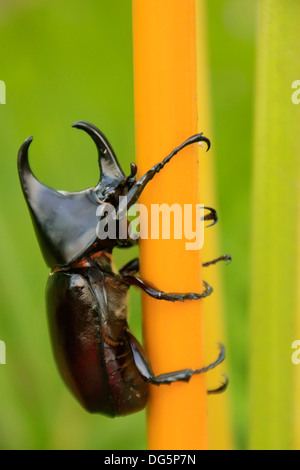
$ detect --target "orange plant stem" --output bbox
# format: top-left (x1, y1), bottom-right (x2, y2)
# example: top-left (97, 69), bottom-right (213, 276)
top-left (132, 0), bottom-right (209, 450)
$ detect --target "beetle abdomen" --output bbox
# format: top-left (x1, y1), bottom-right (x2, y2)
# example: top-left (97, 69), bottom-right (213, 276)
top-left (46, 268), bottom-right (148, 416)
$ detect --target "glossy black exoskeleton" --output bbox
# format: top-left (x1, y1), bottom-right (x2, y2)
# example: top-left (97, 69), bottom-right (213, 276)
top-left (18, 121), bottom-right (230, 416)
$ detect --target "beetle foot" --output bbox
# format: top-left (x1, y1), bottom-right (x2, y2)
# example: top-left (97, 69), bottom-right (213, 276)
top-left (203, 206), bottom-right (218, 228)
top-left (202, 255), bottom-right (232, 268)
top-left (207, 375), bottom-right (229, 394)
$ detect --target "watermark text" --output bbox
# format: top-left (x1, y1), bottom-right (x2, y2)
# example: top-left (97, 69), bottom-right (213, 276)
top-left (0, 340), bottom-right (6, 364)
top-left (96, 199), bottom-right (205, 251)
top-left (292, 80), bottom-right (300, 104)
top-left (0, 80), bottom-right (5, 104)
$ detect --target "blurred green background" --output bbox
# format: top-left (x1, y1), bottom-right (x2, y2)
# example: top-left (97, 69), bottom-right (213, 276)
top-left (0, 0), bottom-right (257, 449)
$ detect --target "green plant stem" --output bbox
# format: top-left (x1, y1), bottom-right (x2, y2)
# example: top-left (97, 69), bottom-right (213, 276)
top-left (249, 0), bottom-right (300, 450)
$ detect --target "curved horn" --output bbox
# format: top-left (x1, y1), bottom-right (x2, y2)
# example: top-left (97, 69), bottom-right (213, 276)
top-left (72, 121), bottom-right (125, 186)
top-left (17, 134), bottom-right (101, 268)
top-left (17, 136), bottom-right (36, 191)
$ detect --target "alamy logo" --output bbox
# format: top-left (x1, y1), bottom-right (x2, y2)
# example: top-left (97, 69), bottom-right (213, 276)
top-left (0, 340), bottom-right (6, 364)
top-left (0, 81), bottom-right (6, 104)
top-left (96, 198), bottom-right (205, 251)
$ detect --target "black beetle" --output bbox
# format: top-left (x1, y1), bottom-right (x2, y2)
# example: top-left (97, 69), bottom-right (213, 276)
top-left (18, 121), bottom-right (229, 416)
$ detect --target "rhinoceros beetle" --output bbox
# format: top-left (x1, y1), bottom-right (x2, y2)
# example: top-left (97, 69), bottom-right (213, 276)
top-left (18, 121), bottom-right (230, 416)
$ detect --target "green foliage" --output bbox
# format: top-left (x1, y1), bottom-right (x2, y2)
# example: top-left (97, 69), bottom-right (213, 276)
top-left (249, 0), bottom-right (300, 450)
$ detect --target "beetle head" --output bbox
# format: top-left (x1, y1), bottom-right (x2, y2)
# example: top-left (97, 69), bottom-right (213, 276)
top-left (18, 121), bottom-right (136, 268)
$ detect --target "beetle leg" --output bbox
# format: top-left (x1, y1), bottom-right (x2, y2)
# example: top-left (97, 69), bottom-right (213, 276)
top-left (207, 375), bottom-right (229, 395)
top-left (202, 255), bottom-right (232, 268)
top-left (128, 335), bottom-right (225, 385)
top-left (121, 275), bottom-right (212, 300)
top-left (115, 134), bottom-right (211, 219)
top-left (147, 344), bottom-right (225, 385)
top-left (203, 206), bottom-right (218, 228)
top-left (119, 258), bottom-right (140, 276)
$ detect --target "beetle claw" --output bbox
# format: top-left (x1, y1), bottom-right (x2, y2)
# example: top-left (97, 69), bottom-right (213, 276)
top-left (203, 206), bottom-right (218, 228)
top-left (198, 135), bottom-right (211, 152)
top-left (207, 375), bottom-right (229, 395)
top-left (202, 254), bottom-right (232, 268)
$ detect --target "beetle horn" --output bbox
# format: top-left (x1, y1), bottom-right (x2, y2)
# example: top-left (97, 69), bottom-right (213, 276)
top-left (18, 135), bottom-right (101, 268)
top-left (17, 135), bottom-right (36, 187)
top-left (72, 121), bottom-right (125, 188)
